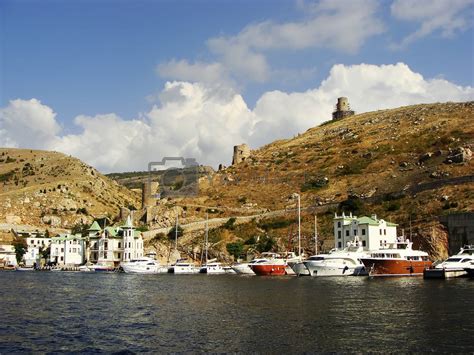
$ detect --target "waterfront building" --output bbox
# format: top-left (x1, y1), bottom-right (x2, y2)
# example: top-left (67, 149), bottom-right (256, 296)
top-left (50, 234), bottom-right (85, 266)
top-left (0, 244), bottom-right (17, 267)
top-left (87, 215), bottom-right (144, 267)
top-left (333, 213), bottom-right (398, 250)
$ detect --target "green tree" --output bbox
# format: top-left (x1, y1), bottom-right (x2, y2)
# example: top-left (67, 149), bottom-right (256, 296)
top-left (226, 242), bottom-right (244, 259)
top-left (13, 243), bottom-right (27, 264)
top-left (168, 225), bottom-right (184, 240)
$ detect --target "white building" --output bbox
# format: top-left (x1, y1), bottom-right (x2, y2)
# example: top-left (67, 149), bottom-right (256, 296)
top-left (50, 234), bottom-right (85, 266)
top-left (87, 215), bottom-right (144, 267)
top-left (334, 213), bottom-right (398, 250)
top-left (0, 244), bottom-right (17, 267)
top-left (23, 235), bottom-right (52, 267)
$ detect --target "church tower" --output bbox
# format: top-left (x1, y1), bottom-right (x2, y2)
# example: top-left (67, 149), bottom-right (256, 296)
top-left (122, 214), bottom-right (135, 261)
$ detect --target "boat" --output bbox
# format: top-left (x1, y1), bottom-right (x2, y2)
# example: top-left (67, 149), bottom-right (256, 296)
top-left (89, 262), bottom-right (115, 272)
top-left (16, 266), bottom-right (35, 271)
top-left (78, 265), bottom-right (93, 272)
top-left (199, 215), bottom-right (226, 274)
top-left (199, 261), bottom-right (226, 274)
top-left (121, 257), bottom-right (167, 274)
top-left (304, 239), bottom-right (367, 277)
top-left (360, 239), bottom-right (432, 276)
top-left (231, 256), bottom-right (273, 275)
top-left (290, 214), bottom-right (320, 276)
top-left (169, 260), bottom-right (199, 274)
top-left (250, 252), bottom-right (299, 276)
top-left (424, 245), bottom-right (474, 278)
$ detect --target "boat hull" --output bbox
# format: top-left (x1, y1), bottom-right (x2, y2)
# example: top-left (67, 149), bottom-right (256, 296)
top-left (304, 262), bottom-right (365, 277)
top-left (231, 263), bottom-right (255, 275)
top-left (251, 264), bottom-right (287, 276)
top-left (288, 262), bottom-right (309, 276)
top-left (464, 268), bottom-right (474, 278)
top-left (361, 258), bottom-right (431, 276)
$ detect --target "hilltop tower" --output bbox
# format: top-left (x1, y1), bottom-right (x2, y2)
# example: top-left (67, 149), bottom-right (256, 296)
top-left (232, 144), bottom-right (250, 165)
top-left (332, 97), bottom-right (355, 120)
top-left (142, 181), bottom-right (159, 208)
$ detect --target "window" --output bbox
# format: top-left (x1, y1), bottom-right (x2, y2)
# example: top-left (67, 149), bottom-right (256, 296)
top-left (118, 253), bottom-right (121, 259)
top-left (380, 240), bottom-right (383, 246)
top-left (353, 229), bottom-right (357, 236)
top-left (345, 230), bottom-right (349, 237)
top-left (73, 248), bottom-right (76, 253)
top-left (338, 242), bottom-right (342, 248)
top-left (31, 240), bottom-right (34, 244)
top-left (362, 240), bottom-right (366, 247)
top-left (60, 256), bottom-right (63, 261)
top-left (362, 229), bottom-right (366, 236)
top-left (61, 248), bottom-right (64, 252)
top-left (384, 229), bottom-right (386, 235)
top-left (338, 231), bottom-right (341, 239)
top-left (337, 222), bottom-right (341, 228)
top-left (380, 229), bottom-right (382, 235)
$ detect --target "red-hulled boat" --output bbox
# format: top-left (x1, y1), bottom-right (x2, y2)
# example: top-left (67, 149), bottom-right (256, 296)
top-left (249, 252), bottom-right (300, 276)
top-left (360, 239), bottom-right (432, 276)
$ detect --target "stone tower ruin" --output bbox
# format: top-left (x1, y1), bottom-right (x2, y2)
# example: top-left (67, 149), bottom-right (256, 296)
top-left (142, 181), bottom-right (159, 208)
top-left (332, 97), bottom-right (355, 120)
top-left (232, 144), bottom-right (250, 165)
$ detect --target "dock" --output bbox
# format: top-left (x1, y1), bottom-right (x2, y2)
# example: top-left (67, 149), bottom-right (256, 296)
top-left (423, 268), bottom-right (467, 279)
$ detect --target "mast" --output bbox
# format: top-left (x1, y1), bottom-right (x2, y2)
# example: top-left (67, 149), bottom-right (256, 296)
top-left (205, 213), bottom-right (208, 266)
top-left (314, 214), bottom-right (318, 255)
top-left (297, 194), bottom-right (301, 259)
top-left (175, 214), bottom-right (178, 251)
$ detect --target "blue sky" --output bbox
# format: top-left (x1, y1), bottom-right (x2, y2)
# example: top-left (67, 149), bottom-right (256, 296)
top-left (0, 0), bottom-right (473, 172)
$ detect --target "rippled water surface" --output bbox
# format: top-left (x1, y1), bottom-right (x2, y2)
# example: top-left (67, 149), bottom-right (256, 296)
top-left (0, 272), bottom-right (473, 353)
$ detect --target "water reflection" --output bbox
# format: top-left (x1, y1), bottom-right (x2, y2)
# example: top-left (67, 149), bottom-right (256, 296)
top-left (0, 272), bottom-right (472, 353)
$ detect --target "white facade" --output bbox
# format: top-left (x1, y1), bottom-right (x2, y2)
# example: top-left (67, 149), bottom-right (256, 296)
top-left (87, 216), bottom-right (144, 267)
top-left (0, 245), bottom-right (17, 267)
top-left (334, 213), bottom-right (398, 251)
top-left (50, 234), bottom-right (85, 266)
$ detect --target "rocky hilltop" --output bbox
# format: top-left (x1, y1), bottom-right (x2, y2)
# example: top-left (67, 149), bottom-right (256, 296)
top-left (0, 149), bottom-right (140, 232)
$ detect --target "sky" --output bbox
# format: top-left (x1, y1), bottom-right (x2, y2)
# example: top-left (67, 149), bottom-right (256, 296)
top-left (0, 0), bottom-right (473, 172)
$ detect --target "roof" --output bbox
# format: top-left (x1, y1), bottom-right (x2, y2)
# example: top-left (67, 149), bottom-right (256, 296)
top-left (88, 221), bottom-right (101, 231)
top-left (356, 216), bottom-right (379, 226)
top-left (105, 227), bottom-right (119, 238)
top-left (52, 233), bottom-right (84, 241)
top-left (121, 215), bottom-right (134, 229)
top-left (386, 222), bottom-right (398, 227)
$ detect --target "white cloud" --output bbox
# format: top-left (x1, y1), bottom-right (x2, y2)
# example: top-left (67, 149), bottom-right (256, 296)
top-left (160, 0), bottom-right (384, 85)
top-left (1, 63), bottom-right (472, 172)
top-left (391, 0), bottom-right (474, 48)
top-left (0, 98), bottom-right (60, 149)
top-left (156, 59), bottom-right (230, 85)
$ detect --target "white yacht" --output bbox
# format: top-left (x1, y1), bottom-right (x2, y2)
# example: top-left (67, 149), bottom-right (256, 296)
top-left (169, 261), bottom-right (199, 274)
top-left (199, 261), bottom-right (226, 274)
top-left (121, 258), bottom-right (167, 274)
top-left (434, 245), bottom-right (474, 270)
top-left (304, 240), bottom-right (367, 277)
top-left (424, 245), bottom-right (474, 278)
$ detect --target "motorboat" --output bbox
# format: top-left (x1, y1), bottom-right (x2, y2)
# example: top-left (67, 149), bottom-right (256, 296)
top-left (89, 262), bottom-right (115, 272)
top-left (121, 257), bottom-right (167, 274)
top-left (169, 260), bottom-right (199, 274)
top-left (199, 261), bottom-right (226, 274)
top-left (424, 245), bottom-right (474, 278)
top-left (250, 252), bottom-right (299, 276)
top-left (231, 253), bottom-right (277, 275)
top-left (464, 261), bottom-right (474, 278)
top-left (360, 239), bottom-right (432, 276)
top-left (303, 240), bottom-right (367, 277)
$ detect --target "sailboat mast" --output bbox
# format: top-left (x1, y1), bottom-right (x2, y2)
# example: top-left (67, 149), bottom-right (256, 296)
top-left (314, 214), bottom-right (318, 255)
top-left (297, 194), bottom-right (301, 259)
top-left (205, 213), bottom-right (208, 266)
top-left (175, 214), bottom-right (178, 251)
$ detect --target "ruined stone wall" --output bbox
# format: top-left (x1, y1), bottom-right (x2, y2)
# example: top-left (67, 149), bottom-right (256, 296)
top-left (232, 144), bottom-right (251, 165)
top-left (142, 181), bottom-right (159, 208)
top-left (439, 212), bottom-right (474, 254)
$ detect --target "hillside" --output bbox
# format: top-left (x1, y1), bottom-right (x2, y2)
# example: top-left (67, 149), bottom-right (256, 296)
top-left (140, 101), bottom-right (473, 261)
top-left (0, 149), bottom-right (141, 234)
